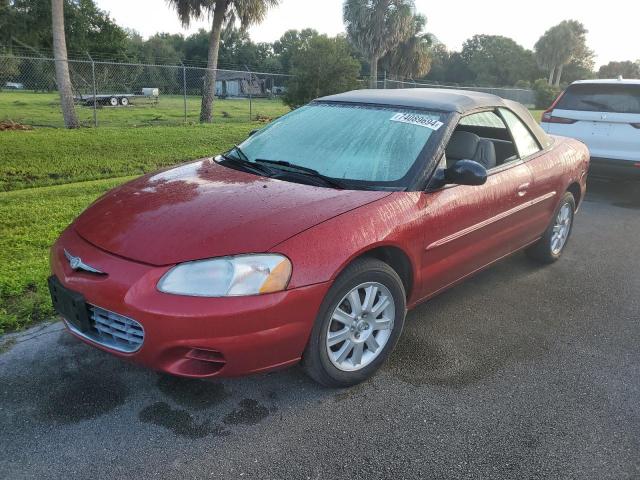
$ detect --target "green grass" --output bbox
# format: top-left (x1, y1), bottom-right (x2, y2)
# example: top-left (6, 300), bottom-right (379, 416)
top-left (530, 110), bottom-right (543, 122)
top-left (0, 122), bottom-right (272, 191)
top-left (0, 90), bottom-right (288, 127)
top-left (0, 177), bottom-right (134, 332)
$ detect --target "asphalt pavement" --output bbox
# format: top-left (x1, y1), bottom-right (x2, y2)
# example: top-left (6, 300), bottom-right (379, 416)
top-left (1, 177), bottom-right (639, 479)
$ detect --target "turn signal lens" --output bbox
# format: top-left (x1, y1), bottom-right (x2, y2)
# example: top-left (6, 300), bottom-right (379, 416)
top-left (259, 259), bottom-right (292, 294)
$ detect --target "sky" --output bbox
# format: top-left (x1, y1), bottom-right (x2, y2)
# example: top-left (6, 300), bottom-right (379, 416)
top-left (95, 0), bottom-right (640, 68)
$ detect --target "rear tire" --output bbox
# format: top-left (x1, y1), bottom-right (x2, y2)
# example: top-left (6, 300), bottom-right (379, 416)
top-left (120, 97), bottom-right (129, 106)
top-left (526, 192), bottom-right (576, 263)
top-left (109, 96), bottom-right (118, 107)
top-left (302, 258), bottom-right (406, 388)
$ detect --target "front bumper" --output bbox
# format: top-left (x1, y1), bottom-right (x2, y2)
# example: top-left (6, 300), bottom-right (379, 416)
top-left (51, 227), bottom-right (331, 377)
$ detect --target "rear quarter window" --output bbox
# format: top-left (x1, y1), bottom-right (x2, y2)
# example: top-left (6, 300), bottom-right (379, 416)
top-left (556, 84), bottom-right (640, 114)
top-left (459, 111), bottom-right (505, 128)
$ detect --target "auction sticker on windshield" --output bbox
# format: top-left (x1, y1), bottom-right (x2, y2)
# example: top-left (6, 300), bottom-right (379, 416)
top-left (390, 112), bottom-right (444, 130)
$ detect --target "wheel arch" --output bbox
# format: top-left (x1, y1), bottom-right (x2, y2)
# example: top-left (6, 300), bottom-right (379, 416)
top-left (567, 181), bottom-right (582, 207)
top-left (338, 245), bottom-right (415, 300)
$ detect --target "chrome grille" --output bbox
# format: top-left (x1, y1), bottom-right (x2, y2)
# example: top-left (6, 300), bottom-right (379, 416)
top-left (85, 305), bottom-right (144, 353)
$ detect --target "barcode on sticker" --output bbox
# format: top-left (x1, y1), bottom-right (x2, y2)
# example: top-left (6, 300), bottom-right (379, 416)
top-left (390, 113), bottom-right (443, 130)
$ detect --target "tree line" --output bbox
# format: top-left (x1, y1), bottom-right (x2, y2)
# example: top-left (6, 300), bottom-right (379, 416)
top-left (1, 0), bottom-right (638, 127)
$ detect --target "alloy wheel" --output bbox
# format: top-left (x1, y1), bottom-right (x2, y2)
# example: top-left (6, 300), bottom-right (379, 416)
top-left (551, 203), bottom-right (572, 255)
top-left (326, 282), bottom-right (395, 372)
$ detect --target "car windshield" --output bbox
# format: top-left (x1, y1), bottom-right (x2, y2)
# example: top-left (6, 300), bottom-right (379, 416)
top-left (236, 103), bottom-right (445, 186)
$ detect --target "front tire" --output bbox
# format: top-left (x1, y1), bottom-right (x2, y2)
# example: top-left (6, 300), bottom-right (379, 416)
top-left (302, 258), bottom-right (406, 387)
top-left (526, 192), bottom-right (576, 263)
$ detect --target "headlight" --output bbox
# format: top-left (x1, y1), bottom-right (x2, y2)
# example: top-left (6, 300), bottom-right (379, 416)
top-left (157, 254), bottom-right (292, 297)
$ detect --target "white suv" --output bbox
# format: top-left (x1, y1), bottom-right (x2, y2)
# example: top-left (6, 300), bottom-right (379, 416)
top-left (541, 78), bottom-right (640, 178)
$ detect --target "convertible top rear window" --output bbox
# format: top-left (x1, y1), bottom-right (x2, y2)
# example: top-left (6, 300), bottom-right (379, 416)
top-left (556, 84), bottom-right (640, 114)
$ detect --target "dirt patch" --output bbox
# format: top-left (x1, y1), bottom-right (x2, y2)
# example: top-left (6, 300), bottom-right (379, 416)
top-left (0, 120), bottom-right (33, 131)
top-left (255, 114), bottom-right (274, 123)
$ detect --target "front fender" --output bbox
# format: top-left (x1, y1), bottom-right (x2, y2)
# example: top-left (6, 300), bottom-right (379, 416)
top-left (270, 192), bottom-right (425, 302)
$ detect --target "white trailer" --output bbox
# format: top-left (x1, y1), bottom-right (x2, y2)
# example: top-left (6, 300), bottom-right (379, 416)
top-left (75, 88), bottom-right (159, 107)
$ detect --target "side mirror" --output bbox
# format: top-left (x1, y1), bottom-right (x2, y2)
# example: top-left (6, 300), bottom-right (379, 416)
top-left (427, 160), bottom-right (487, 190)
top-left (445, 159), bottom-right (487, 186)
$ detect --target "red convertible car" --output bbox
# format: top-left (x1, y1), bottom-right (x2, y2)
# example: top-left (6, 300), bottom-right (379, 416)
top-left (49, 89), bottom-right (589, 387)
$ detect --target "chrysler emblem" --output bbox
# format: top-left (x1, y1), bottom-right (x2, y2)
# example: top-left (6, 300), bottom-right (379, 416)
top-left (64, 249), bottom-right (105, 274)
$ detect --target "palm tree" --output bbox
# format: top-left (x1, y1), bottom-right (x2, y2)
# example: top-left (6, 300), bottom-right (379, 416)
top-left (534, 33), bottom-right (557, 86)
top-left (535, 20), bottom-right (588, 87)
top-left (554, 20), bottom-right (589, 86)
top-left (167, 0), bottom-right (279, 123)
top-left (380, 14), bottom-right (433, 81)
top-left (343, 0), bottom-right (415, 88)
top-left (535, 25), bottom-right (572, 86)
top-left (51, 0), bottom-right (78, 128)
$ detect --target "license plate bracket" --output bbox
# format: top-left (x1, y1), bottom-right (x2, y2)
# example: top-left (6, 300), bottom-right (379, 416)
top-left (48, 276), bottom-right (91, 332)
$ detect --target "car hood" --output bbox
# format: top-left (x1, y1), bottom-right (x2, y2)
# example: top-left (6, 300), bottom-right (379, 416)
top-left (74, 158), bottom-right (390, 266)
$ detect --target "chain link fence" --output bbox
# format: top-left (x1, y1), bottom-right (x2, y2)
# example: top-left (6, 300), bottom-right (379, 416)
top-left (0, 54), bottom-right (290, 127)
top-left (1, 53), bottom-right (537, 128)
top-left (378, 78), bottom-right (536, 106)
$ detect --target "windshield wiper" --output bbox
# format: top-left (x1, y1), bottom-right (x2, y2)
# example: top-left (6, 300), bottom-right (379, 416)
top-left (255, 159), bottom-right (347, 189)
top-left (218, 152), bottom-right (273, 176)
top-left (231, 144), bottom-right (250, 162)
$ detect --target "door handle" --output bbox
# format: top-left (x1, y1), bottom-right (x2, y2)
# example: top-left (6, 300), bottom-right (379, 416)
top-left (517, 182), bottom-right (530, 197)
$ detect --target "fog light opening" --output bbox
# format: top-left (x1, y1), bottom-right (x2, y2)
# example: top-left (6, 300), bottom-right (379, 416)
top-left (166, 347), bottom-right (227, 377)
top-left (186, 347), bottom-right (226, 365)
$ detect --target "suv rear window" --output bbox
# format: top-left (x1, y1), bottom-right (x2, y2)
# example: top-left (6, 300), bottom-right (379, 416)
top-left (556, 84), bottom-right (640, 114)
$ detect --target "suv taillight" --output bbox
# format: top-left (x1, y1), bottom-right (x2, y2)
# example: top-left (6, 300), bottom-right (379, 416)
top-left (540, 90), bottom-right (573, 124)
